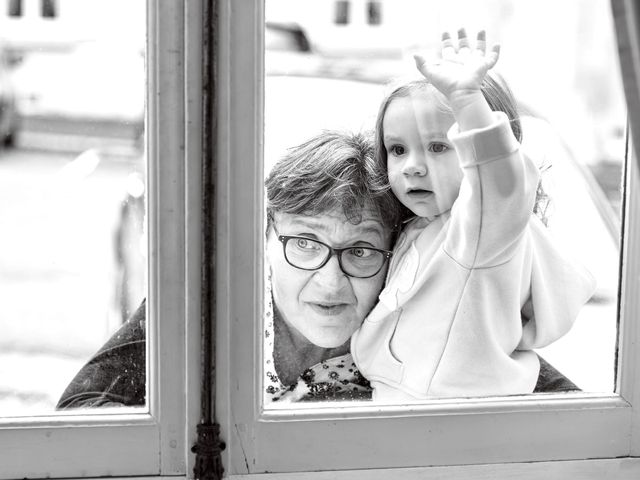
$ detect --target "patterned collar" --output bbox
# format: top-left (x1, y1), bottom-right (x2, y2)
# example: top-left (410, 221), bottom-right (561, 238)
top-left (262, 277), bottom-right (371, 403)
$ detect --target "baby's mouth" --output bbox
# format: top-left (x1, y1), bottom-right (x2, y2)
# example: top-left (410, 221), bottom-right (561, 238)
top-left (406, 188), bottom-right (433, 199)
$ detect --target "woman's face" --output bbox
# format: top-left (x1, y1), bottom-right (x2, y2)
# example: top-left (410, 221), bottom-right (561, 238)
top-left (266, 208), bottom-right (391, 349)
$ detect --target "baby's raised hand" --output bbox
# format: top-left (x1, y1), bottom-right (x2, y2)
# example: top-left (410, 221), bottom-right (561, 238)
top-left (414, 29), bottom-right (499, 109)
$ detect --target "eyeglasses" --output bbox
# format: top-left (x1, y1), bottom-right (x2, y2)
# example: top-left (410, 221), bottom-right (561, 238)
top-left (274, 229), bottom-right (392, 279)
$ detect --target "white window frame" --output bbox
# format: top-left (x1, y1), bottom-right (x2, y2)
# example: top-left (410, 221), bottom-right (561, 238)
top-left (217, 0), bottom-right (640, 478)
top-left (0, 1), bottom-right (203, 477)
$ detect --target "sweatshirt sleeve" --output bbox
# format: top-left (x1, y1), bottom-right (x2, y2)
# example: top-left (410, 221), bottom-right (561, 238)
top-left (444, 111), bottom-right (541, 268)
top-left (518, 219), bottom-right (597, 349)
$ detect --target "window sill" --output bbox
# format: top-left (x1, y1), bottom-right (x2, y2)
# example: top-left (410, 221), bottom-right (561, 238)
top-left (227, 457), bottom-right (640, 480)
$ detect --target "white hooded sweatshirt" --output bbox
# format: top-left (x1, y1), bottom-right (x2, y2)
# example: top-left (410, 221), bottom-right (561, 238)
top-left (351, 112), bottom-right (596, 401)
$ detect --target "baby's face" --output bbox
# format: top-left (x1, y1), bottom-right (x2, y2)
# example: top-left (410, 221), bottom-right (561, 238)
top-left (383, 90), bottom-right (463, 219)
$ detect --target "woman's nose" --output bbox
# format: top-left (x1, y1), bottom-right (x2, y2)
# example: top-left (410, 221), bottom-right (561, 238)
top-left (312, 254), bottom-right (349, 289)
top-left (401, 154), bottom-right (427, 176)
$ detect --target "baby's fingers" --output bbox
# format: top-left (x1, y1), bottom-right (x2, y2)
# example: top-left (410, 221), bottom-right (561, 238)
top-left (413, 54), bottom-right (430, 79)
top-left (473, 30), bottom-right (487, 56)
top-left (441, 32), bottom-right (456, 61)
top-left (485, 44), bottom-right (501, 69)
top-left (457, 28), bottom-right (471, 58)
top-left (470, 30), bottom-right (500, 70)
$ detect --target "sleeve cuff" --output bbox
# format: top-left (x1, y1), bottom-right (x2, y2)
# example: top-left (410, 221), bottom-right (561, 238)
top-left (448, 111), bottom-right (520, 168)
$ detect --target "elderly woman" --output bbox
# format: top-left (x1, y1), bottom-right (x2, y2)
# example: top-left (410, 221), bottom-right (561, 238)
top-left (262, 131), bottom-right (403, 401)
top-left (57, 130), bottom-right (578, 408)
top-left (57, 130), bottom-right (404, 408)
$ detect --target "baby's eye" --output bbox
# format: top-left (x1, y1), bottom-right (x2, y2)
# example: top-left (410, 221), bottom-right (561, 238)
top-left (428, 142), bottom-right (449, 154)
top-left (388, 144), bottom-right (406, 156)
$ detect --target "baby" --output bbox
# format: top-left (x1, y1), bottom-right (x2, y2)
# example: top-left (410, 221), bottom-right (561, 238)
top-left (351, 29), bottom-right (596, 401)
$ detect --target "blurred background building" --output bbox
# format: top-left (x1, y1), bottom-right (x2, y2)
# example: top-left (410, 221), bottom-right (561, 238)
top-left (0, 0), bottom-right (145, 152)
top-left (266, 0), bottom-right (625, 171)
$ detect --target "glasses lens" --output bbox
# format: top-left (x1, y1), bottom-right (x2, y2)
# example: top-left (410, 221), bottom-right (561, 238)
top-left (284, 237), bottom-right (330, 269)
top-left (341, 247), bottom-right (385, 277)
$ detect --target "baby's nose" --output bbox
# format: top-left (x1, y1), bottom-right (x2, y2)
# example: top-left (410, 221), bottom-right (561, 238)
top-left (402, 156), bottom-right (427, 176)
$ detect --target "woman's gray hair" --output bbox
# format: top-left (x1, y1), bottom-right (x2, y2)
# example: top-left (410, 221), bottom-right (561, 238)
top-left (265, 130), bottom-right (404, 232)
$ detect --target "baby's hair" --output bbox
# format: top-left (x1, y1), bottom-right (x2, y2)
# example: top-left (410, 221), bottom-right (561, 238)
top-left (374, 73), bottom-right (550, 225)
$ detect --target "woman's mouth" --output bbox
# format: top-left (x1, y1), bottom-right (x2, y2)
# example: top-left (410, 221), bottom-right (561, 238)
top-left (308, 302), bottom-right (349, 316)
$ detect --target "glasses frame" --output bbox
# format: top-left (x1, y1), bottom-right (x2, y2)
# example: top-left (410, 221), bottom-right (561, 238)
top-left (276, 234), bottom-right (392, 279)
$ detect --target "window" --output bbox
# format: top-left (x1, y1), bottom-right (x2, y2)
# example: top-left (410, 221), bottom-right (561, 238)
top-left (0, 1), bottom-right (201, 477)
top-left (8, 0), bottom-right (22, 17)
top-left (367, 0), bottom-right (381, 25)
top-left (219, 0), bottom-right (640, 477)
top-left (41, 0), bottom-right (56, 18)
top-left (335, 0), bottom-right (350, 25)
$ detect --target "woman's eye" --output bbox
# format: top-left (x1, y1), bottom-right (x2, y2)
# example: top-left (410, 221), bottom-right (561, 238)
top-left (389, 145), bottom-right (406, 156)
top-left (428, 142), bottom-right (449, 154)
top-left (350, 247), bottom-right (372, 258)
top-left (295, 238), bottom-right (318, 250)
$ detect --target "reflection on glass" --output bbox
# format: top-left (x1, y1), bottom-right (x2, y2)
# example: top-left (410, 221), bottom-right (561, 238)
top-left (264, 0), bottom-right (624, 405)
top-left (0, 1), bottom-right (146, 416)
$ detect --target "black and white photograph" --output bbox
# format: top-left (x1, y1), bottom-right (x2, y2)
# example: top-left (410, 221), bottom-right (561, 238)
top-left (0, 1), bottom-right (639, 479)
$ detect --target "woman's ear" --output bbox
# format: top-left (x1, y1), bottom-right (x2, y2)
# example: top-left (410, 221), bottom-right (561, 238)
top-left (265, 212), bottom-right (273, 237)
top-left (264, 227), bottom-right (276, 270)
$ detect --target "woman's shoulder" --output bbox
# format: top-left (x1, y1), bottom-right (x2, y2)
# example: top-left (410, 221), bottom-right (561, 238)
top-left (56, 300), bottom-right (147, 409)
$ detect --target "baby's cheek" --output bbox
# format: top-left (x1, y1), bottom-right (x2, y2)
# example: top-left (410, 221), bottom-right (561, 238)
top-left (388, 171), bottom-right (404, 197)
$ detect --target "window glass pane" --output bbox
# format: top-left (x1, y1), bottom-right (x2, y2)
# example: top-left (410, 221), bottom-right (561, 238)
top-left (263, 0), bottom-right (624, 406)
top-left (8, 0), bottom-right (22, 18)
top-left (41, 0), bottom-right (56, 18)
top-left (335, 0), bottom-right (350, 25)
top-left (0, 1), bottom-right (146, 416)
top-left (367, 1), bottom-right (382, 25)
